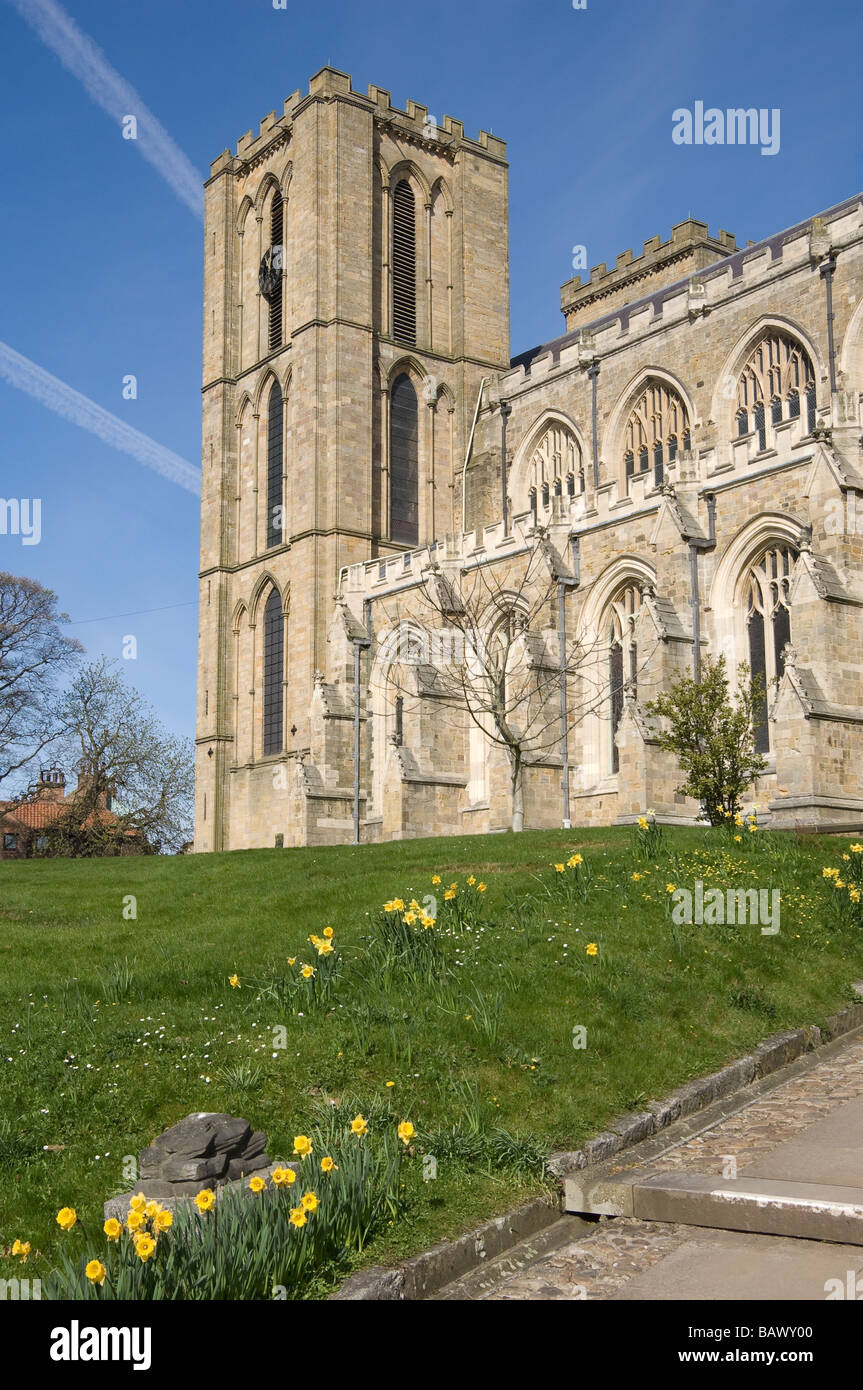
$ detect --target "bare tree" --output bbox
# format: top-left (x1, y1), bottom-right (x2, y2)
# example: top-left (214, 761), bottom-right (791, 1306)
top-left (44, 656), bottom-right (194, 855)
top-left (0, 572), bottom-right (82, 788)
top-left (368, 532), bottom-right (658, 832)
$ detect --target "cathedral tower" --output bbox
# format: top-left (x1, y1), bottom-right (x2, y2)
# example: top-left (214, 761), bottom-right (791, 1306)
top-left (195, 68), bottom-right (510, 850)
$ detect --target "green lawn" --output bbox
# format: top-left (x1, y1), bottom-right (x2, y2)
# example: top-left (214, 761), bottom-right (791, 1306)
top-left (1, 823), bottom-right (861, 1295)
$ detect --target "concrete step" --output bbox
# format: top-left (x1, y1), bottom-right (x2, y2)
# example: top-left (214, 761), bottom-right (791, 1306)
top-left (564, 1170), bottom-right (863, 1245)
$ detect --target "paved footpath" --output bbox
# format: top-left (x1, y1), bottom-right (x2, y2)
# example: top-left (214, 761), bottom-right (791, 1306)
top-left (433, 1033), bottom-right (863, 1300)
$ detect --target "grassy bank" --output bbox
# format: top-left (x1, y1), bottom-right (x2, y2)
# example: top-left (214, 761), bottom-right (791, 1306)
top-left (1, 823), bottom-right (860, 1295)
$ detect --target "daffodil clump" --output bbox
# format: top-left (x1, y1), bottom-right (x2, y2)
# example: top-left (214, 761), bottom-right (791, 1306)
top-left (546, 851), bottom-right (592, 908)
top-left (632, 809), bottom-right (664, 860)
top-left (435, 876), bottom-right (489, 933)
top-left (239, 926), bottom-right (341, 1015)
top-left (823, 843), bottom-right (863, 927)
top-left (43, 1113), bottom-right (415, 1300)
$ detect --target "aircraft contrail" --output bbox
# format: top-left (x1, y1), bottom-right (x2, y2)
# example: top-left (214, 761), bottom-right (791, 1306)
top-left (0, 341), bottom-right (201, 496)
top-left (5, 0), bottom-right (205, 220)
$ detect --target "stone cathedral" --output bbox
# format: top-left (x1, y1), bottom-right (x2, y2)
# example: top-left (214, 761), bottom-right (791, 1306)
top-left (194, 66), bottom-right (863, 852)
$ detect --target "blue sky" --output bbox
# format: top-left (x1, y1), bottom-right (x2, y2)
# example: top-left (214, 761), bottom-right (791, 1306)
top-left (0, 0), bottom-right (859, 749)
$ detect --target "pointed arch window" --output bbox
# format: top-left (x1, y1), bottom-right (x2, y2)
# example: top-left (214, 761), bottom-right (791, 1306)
top-left (608, 585), bottom-right (642, 773)
top-left (266, 381), bottom-right (284, 549)
top-left (390, 374), bottom-right (419, 544)
top-left (735, 332), bottom-right (815, 447)
top-left (745, 544), bottom-right (797, 754)
top-left (623, 381), bottom-right (690, 492)
top-left (262, 589), bottom-right (284, 756)
top-left (527, 421), bottom-right (584, 516)
top-left (392, 180), bottom-right (417, 345)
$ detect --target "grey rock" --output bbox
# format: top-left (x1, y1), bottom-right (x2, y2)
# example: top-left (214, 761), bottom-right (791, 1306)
top-left (117, 1112), bottom-right (271, 1205)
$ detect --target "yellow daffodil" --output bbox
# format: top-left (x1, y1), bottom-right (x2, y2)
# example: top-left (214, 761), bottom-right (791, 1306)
top-left (444, 888), bottom-right (456, 901)
top-left (477, 883), bottom-right (487, 892)
top-left (288, 956), bottom-right (296, 966)
top-left (85, 1259), bottom-right (107, 1285)
top-left (321, 1157), bottom-right (337, 1173)
top-left (351, 1114), bottom-right (368, 1137)
top-left (154, 1209), bottom-right (173, 1232)
top-left (126, 1210), bottom-right (145, 1232)
top-left (133, 1234), bottom-right (157, 1262)
top-left (393, 899), bottom-right (405, 912)
top-left (229, 974), bottom-right (241, 988)
top-left (194, 1189), bottom-right (215, 1213)
top-left (637, 817), bottom-right (649, 831)
top-left (293, 1135), bottom-right (313, 1158)
top-left (249, 1176), bottom-right (266, 1193)
top-left (11, 1239), bottom-right (30, 1263)
top-left (301, 964), bottom-right (315, 979)
top-left (404, 911), bottom-right (417, 925)
top-left (397, 1121), bottom-right (415, 1145)
top-left (272, 1166), bottom-right (297, 1186)
top-left (56, 1207), bottom-right (77, 1231)
top-left (666, 883), bottom-right (676, 894)
top-left (467, 875), bottom-right (476, 886)
top-left (301, 1191), bottom-right (319, 1212)
top-left (129, 1193), bottom-right (147, 1213)
top-left (850, 843), bottom-right (863, 854)
top-left (103, 1218), bottom-right (122, 1241)
top-left (323, 926), bottom-right (335, 939)
top-left (144, 1201), bottom-right (161, 1219)
top-left (567, 854), bottom-right (583, 867)
top-left (586, 942), bottom-right (598, 957)
top-left (431, 875), bottom-right (441, 885)
top-left (315, 939), bottom-right (334, 955)
top-left (289, 1207), bottom-right (307, 1228)
top-left (554, 863), bottom-right (565, 873)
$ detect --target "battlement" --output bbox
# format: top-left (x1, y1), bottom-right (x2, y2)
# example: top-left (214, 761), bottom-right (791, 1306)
top-left (561, 218), bottom-right (738, 333)
top-left (209, 66), bottom-right (506, 177)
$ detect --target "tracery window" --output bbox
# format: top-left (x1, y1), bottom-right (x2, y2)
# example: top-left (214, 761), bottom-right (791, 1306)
top-left (527, 422), bottom-right (583, 515)
top-left (736, 332), bottom-right (816, 446)
top-left (608, 585), bottom-right (642, 773)
top-left (266, 381), bottom-right (283, 550)
top-left (390, 374), bottom-right (419, 545)
top-left (745, 545), bottom-right (797, 754)
top-left (623, 382), bottom-right (690, 490)
top-left (262, 589), bottom-right (284, 757)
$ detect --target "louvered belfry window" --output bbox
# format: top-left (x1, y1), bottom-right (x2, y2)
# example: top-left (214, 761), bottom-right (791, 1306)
top-left (262, 589), bottom-right (284, 757)
top-left (392, 180), bottom-right (417, 345)
top-left (266, 381), bottom-right (283, 549)
top-left (268, 193), bottom-right (283, 352)
top-left (390, 374), bottom-right (419, 544)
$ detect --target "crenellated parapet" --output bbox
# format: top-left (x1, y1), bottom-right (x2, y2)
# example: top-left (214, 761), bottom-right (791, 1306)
top-left (207, 66), bottom-right (506, 183)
